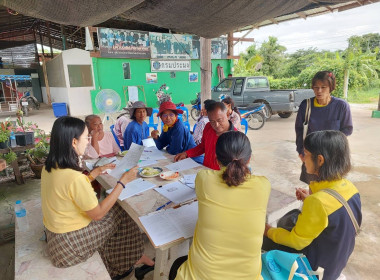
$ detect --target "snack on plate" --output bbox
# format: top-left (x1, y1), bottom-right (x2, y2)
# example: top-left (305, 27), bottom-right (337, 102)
top-left (140, 167), bottom-right (161, 176)
top-left (160, 171), bottom-right (180, 180)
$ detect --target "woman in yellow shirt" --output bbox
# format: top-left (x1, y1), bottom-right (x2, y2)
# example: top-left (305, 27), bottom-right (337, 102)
top-left (41, 116), bottom-right (154, 280)
top-left (171, 131), bottom-right (271, 280)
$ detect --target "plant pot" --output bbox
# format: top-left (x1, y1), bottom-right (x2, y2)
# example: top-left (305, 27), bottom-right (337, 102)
top-left (0, 139), bottom-right (9, 149)
top-left (30, 162), bottom-right (44, 179)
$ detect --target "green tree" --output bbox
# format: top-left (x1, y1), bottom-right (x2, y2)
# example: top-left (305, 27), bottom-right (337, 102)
top-left (258, 36), bottom-right (286, 78)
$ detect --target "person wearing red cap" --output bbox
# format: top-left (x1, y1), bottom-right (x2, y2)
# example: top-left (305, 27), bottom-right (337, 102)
top-left (151, 101), bottom-right (203, 164)
top-left (174, 102), bottom-right (236, 170)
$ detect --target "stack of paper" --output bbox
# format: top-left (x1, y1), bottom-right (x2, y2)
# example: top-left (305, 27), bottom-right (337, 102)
top-left (165, 158), bottom-right (201, 172)
top-left (106, 178), bottom-right (156, 200)
top-left (109, 143), bottom-right (144, 179)
top-left (140, 146), bottom-right (167, 161)
top-left (139, 201), bottom-right (198, 247)
top-left (180, 174), bottom-right (197, 189)
top-left (154, 181), bottom-right (196, 204)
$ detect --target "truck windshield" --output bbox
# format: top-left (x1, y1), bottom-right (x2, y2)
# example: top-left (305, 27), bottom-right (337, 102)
top-left (215, 79), bottom-right (233, 92)
top-left (246, 78), bottom-right (268, 89)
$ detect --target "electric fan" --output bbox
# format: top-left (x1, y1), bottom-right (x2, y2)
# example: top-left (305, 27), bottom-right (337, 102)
top-left (95, 89), bottom-right (121, 123)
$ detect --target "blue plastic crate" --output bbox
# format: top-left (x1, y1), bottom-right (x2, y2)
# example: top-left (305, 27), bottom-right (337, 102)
top-left (52, 102), bottom-right (68, 117)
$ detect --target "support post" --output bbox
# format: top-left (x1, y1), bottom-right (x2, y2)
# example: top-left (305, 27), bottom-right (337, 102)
top-left (38, 22), bottom-right (45, 56)
top-left (41, 55), bottom-right (52, 105)
top-left (46, 21), bottom-right (54, 57)
top-left (33, 30), bottom-right (39, 63)
top-left (61, 25), bottom-right (67, 50)
top-left (200, 37), bottom-right (211, 106)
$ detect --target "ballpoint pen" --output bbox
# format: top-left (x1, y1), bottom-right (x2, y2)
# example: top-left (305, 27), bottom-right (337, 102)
top-left (155, 201), bottom-right (172, 211)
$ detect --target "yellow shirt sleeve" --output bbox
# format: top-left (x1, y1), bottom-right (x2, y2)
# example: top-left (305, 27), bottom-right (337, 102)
top-left (68, 174), bottom-right (99, 212)
top-left (268, 195), bottom-right (328, 250)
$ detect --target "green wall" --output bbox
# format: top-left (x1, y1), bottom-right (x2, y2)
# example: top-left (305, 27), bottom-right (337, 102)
top-left (91, 57), bottom-right (232, 113)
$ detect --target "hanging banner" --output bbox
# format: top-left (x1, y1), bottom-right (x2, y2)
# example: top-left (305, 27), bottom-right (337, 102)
top-left (150, 60), bottom-right (191, 72)
top-left (150, 32), bottom-right (192, 59)
top-left (98, 28), bottom-right (150, 58)
top-left (211, 37), bottom-right (228, 59)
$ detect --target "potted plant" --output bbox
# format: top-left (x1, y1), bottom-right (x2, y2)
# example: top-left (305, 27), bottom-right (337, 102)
top-left (0, 121), bottom-right (12, 149)
top-left (24, 124), bottom-right (50, 178)
top-left (0, 150), bottom-right (17, 165)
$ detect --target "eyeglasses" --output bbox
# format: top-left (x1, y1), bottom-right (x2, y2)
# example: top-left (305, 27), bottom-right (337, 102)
top-left (161, 113), bottom-right (175, 119)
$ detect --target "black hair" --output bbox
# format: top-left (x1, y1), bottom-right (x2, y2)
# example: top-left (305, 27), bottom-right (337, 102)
top-left (130, 108), bottom-right (148, 120)
top-left (312, 71), bottom-right (336, 93)
top-left (203, 99), bottom-right (216, 110)
top-left (206, 101), bottom-right (226, 114)
top-left (45, 116), bottom-right (86, 172)
top-left (222, 96), bottom-right (241, 117)
top-left (216, 131), bottom-right (251, 186)
top-left (304, 130), bottom-right (351, 181)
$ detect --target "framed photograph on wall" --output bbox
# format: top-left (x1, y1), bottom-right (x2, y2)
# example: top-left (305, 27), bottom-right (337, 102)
top-left (189, 72), bottom-right (198, 83)
top-left (123, 62), bottom-right (131, 79)
top-left (146, 73), bottom-right (158, 84)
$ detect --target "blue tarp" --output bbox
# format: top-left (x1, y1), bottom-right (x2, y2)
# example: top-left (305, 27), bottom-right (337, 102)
top-left (0, 75), bottom-right (31, 81)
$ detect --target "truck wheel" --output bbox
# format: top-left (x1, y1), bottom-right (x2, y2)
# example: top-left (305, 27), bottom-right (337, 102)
top-left (191, 108), bottom-right (200, 121)
top-left (278, 112), bottom-right (293, 118)
top-left (262, 104), bottom-right (272, 119)
top-left (247, 112), bottom-right (265, 130)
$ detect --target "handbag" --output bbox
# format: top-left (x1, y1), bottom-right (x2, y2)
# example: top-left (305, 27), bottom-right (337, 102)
top-left (320, 189), bottom-right (361, 235)
top-left (303, 98), bottom-right (311, 140)
top-left (261, 250), bottom-right (323, 280)
top-left (276, 209), bottom-right (301, 232)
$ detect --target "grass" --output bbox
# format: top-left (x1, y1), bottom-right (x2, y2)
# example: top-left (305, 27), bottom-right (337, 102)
top-left (348, 87), bottom-right (380, 103)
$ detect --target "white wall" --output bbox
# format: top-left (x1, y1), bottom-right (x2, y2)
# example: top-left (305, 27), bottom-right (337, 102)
top-left (43, 48), bottom-right (95, 116)
top-left (61, 48), bottom-right (94, 116)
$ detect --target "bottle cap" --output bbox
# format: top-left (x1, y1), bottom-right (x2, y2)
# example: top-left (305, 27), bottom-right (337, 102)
top-left (16, 200), bottom-right (21, 204)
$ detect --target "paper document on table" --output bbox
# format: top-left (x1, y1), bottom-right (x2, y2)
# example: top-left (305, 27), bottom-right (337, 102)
top-left (154, 181), bottom-right (196, 204)
top-left (165, 158), bottom-right (201, 172)
top-left (138, 160), bottom-right (158, 168)
top-left (139, 201), bottom-right (198, 247)
top-left (109, 143), bottom-right (144, 179)
top-left (180, 174), bottom-right (197, 188)
top-left (106, 178), bottom-right (156, 200)
top-left (142, 138), bottom-right (156, 147)
top-left (140, 146), bottom-right (166, 161)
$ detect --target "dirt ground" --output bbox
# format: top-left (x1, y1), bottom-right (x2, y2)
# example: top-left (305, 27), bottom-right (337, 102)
top-left (0, 102), bottom-right (379, 279)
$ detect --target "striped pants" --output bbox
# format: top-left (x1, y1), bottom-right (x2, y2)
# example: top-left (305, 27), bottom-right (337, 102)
top-left (46, 204), bottom-right (144, 278)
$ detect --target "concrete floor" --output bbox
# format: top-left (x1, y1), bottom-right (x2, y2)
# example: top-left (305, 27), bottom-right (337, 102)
top-left (1, 103), bottom-right (379, 279)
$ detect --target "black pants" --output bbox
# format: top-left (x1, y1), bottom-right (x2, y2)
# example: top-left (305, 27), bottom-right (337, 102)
top-left (169, 256), bottom-right (188, 280)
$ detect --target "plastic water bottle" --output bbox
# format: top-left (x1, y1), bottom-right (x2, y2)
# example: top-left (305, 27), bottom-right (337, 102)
top-left (14, 200), bottom-right (29, 232)
top-left (10, 132), bottom-right (17, 147)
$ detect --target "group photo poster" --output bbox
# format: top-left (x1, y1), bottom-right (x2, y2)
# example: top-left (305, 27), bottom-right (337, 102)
top-left (150, 32), bottom-right (192, 59)
top-left (98, 27), bottom-right (150, 58)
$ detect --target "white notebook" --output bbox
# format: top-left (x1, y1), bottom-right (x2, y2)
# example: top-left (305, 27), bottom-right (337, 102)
top-left (139, 201), bottom-right (198, 247)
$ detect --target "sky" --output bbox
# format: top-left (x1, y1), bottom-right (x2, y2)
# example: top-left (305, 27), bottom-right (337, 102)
top-left (234, 2), bottom-right (380, 55)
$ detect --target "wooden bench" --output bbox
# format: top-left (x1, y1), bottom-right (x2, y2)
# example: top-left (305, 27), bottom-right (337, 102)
top-left (15, 198), bottom-right (111, 280)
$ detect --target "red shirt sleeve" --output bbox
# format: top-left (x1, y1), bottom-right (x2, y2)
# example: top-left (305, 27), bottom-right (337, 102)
top-left (186, 123), bottom-right (208, 157)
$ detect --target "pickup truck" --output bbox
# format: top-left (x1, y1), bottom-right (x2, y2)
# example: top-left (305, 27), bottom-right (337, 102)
top-left (211, 76), bottom-right (314, 118)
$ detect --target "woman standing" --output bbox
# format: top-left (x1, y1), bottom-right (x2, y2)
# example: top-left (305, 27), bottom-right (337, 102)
top-left (295, 71), bottom-right (353, 184)
top-left (221, 96), bottom-right (241, 131)
top-left (123, 101), bottom-right (152, 150)
top-left (42, 116), bottom-right (154, 280)
top-left (171, 131), bottom-right (271, 280)
top-left (151, 101), bottom-right (203, 164)
top-left (264, 130), bottom-right (361, 280)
